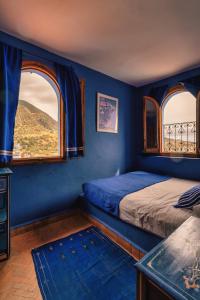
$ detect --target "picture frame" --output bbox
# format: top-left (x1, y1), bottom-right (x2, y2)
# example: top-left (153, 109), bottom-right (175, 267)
top-left (97, 93), bottom-right (118, 133)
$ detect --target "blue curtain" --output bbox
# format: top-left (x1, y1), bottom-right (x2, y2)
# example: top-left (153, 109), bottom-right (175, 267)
top-left (55, 63), bottom-right (84, 158)
top-left (147, 77), bottom-right (200, 103)
top-left (0, 43), bottom-right (22, 163)
top-left (148, 84), bottom-right (168, 104)
top-left (181, 76), bottom-right (200, 97)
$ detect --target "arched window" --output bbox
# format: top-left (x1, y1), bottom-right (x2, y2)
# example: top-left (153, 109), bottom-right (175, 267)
top-left (13, 62), bottom-right (64, 162)
top-left (162, 90), bottom-right (196, 153)
top-left (143, 85), bottom-right (200, 156)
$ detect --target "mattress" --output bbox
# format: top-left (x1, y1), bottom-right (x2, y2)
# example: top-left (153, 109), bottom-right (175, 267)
top-left (120, 178), bottom-right (200, 238)
top-left (83, 171), bottom-right (170, 216)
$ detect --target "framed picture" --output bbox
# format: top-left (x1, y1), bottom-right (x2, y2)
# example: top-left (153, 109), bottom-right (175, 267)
top-left (97, 93), bottom-right (118, 133)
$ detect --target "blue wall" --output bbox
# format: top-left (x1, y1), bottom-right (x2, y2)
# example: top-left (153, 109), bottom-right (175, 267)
top-left (3, 30), bottom-right (200, 228)
top-left (136, 66), bottom-right (200, 180)
top-left (0, 32), bottom-right (137, 227)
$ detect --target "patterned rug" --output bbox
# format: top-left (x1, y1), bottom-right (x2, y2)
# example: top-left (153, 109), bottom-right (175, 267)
top-left (32, 226), bottom-right (137, 300)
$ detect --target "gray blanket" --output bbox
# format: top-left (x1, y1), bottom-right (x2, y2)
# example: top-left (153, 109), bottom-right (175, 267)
top-left (120, 178), bottom-right (200, 238)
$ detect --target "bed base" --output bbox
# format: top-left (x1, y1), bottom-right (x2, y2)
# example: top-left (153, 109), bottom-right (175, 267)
top-left (80, 199), bottom-right (162, 258)
top-left (84, 212), bottom-right (145, 260)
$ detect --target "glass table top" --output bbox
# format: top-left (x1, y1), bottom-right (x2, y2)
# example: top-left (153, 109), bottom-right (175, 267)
top-left (136, 217), bottom-right (200, 300)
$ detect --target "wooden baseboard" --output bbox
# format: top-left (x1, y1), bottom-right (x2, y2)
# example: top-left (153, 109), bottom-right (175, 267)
top-left (11, 208), bottom-right (145, 261)
top-left (11, 209), bottom-right (80, 237)
top-left (83, 212), bottom-right (145, 261)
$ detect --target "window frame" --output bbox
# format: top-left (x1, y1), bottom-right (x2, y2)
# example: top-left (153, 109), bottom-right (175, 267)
top-left (196, 90), bottom-right (200, 155)
top-left (143, 85), bottom-right (200, 158)
top-left (143, 96), bottom-right (161, 153)
top-left (12, 60), bottom-right (66, 165)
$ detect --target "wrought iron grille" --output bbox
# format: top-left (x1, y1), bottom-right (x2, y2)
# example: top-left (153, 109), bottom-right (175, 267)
top-left (163, 121), bottom-right (196, 153)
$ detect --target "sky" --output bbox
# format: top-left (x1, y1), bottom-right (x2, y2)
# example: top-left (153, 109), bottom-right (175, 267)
top-left (19, 72), bottom-right (196, 127)
top-left (19, 71), bottom-right (59, 121)
top-left (163, 91), bottom-right (196, 124)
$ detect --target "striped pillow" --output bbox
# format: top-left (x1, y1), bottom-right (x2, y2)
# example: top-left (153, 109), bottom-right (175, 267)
top-left (174, 185), bottom-right (200, 209)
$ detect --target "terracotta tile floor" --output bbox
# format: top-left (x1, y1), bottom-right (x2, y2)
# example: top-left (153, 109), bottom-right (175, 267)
top-left (0, 214), bottom-right (91, 300)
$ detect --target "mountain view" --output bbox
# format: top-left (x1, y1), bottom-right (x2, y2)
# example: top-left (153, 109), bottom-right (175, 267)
top-left (13, 100), bottom-right (59, 159)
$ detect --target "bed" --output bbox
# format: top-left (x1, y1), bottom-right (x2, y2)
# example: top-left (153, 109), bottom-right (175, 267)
top-left (82, 171), bottom-right (200, 241)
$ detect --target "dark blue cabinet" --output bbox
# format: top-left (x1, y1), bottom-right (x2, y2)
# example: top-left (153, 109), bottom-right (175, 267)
top-left (0, 168), bottom-right (12, 261)
top-left (136, 216), bottom-right (200, 300)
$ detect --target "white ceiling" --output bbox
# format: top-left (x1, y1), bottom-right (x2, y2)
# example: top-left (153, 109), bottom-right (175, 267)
top-left (0, 0), bottom-right (200, 86)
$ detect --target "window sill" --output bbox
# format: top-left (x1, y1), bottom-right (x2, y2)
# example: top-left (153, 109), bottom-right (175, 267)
top-left (142, 151), bottom-right (200, 158)
top-left (11, 156), bottom-right (66, 166)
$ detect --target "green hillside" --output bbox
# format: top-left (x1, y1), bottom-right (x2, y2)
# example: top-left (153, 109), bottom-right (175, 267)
top-left (14, 100), bottom-right (59, 158)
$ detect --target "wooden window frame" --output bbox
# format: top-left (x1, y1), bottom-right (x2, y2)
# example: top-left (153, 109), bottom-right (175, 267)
top-left (12, 61), bottom-right (85, 165)
top-left (143, 85), bottom-right (200, 158)
top-left (143, 96), bottom-right (161, 153)
top-left (12, 61), bottom-right (65, 165)
top-left (196, 90), bottom-right (200, 155)
top-left (80, 79), bottom-right (86, 154)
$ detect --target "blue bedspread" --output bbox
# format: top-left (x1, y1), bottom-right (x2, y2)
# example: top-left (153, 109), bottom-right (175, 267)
top-left (83, 171), bottom-right (170, 216)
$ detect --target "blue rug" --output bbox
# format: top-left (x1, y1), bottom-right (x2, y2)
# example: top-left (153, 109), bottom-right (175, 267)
top-left (32, 226), bottom-right (137, 300)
